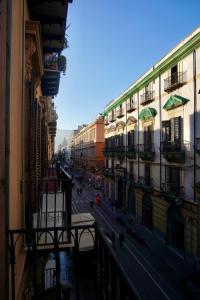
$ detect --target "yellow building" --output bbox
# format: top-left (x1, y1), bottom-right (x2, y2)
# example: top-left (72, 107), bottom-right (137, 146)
top-left (0, 1), bottom-right (71, 299)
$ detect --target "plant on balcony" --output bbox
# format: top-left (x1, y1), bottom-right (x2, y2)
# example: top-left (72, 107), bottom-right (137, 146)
top-left (163, 151), bottom-right (185, 163)
top-left (139, 151), bottom-right (154, 161)
top-left (58, 55), bottom-right (67, 75)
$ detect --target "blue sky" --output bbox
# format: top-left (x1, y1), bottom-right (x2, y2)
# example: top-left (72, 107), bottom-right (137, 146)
top-left (55, 0), bottom-right (200, 130)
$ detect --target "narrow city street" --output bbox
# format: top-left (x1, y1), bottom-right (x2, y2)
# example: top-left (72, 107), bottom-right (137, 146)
top-left (71, 176), bottom-right (190, 300)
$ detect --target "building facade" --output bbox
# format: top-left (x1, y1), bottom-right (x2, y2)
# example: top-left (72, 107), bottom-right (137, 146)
top-left (103, 27), bottom-right (200, 258)
top-left (71, 117), bottom-right (105, 187)
top-left (0, 1), bottom-right (71, 299)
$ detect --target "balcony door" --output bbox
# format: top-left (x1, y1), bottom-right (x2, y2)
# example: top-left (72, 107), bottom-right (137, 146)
top-left (171, 65), bottom-right (178, 85)
top-left (144, 125), bottom-right (152, 151)
top-left (166, 166), bottom-right (180, 196)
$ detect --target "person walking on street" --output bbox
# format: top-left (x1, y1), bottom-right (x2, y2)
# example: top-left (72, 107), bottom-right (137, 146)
top-left (95, 194), bottom-right (100, 205)
top-left (79, 187), bottom-right (82, 195)
top-left (110, 231), bottom-right (116, 249)
top-left (76, 188), bottom-right (79, 196)
top-left (118, 232), bottom-right (125, 248)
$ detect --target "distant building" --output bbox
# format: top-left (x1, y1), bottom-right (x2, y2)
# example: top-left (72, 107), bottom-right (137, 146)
top-left (71, 117), bottom-right (105, 187)
top-left (103, 27), bottom-right (200, 257)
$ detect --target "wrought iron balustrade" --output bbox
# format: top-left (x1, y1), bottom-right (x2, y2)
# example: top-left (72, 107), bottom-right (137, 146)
top-left (161, 141), bottom-right (190, 163)
top-left (137, 144), bottom-right (155, 161)
top-left (161, 182), bottom-right (184, 204)
top-left (164, 71), bottom-right (186, 92)
top-left (126, 145), bottom-right (137, 159)
top-left (126, 101), bottom-right (137, 112)
top-left (116, 108), bottom-right (125, 118)
top-left (108, 113), bottom-right (116, 122)
top-left (140, 91), bottom-right (155, 105)
top-left (135, 176), bottom-right (153, 191)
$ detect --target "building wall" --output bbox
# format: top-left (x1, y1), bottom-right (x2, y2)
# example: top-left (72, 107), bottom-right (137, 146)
top-left (103, 27), bottom-right (200, 257)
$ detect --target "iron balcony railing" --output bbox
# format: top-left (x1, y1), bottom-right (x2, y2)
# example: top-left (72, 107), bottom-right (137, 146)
top-left (164, 71), bottom-right (186, 92)
top-left (126, 145), bottom-right (137, 159)
top-left (161, 182), bottom-right (184, 204)
top-left (108, 113), bottom-right (116, 122)
top-left (140, 91), bottom-right (155, 105)
top-left (161, 141), bottom-right (190, 163)
top-left (116, 108), bottom-right (125, 118)
top-left (126, 101), bottom-right (137, 112)
top-left (137, 143), bottom-right (155, 161)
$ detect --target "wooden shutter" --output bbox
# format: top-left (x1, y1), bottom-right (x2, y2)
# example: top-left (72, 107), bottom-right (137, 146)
top-left (145, 164), bottom-right (150, 185)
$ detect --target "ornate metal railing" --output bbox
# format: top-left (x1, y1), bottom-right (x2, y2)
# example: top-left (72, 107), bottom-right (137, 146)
top-left (116, 108), bottom-right (125, 118)
top-left (161, 141), bottom-right (190, 163)
top-left (140, 91), bottom-right (155, 105)
top-left (137, 144), bottom-right (155, 161)
top-left (164, 71), bottom-right (186, 92)
top-left (161, 183), bottom-right (184, 205)
top-left (126, 101), bottom-right (137, 112)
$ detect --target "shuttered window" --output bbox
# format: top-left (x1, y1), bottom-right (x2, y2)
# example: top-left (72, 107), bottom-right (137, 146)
top-left (145, 164), bottom-right (151, 185)
top-left (144, 125), bottom-right (152, 151)
top-left (166, 166), bottom-right (180, 196)
top-left (128, 130), bottom-right (135, 147)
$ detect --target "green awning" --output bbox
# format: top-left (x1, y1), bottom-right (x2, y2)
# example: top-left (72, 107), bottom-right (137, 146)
top-left (163, 95), bottom-right (189, 111)
top-left (138, 108), bottom-right (157, 121)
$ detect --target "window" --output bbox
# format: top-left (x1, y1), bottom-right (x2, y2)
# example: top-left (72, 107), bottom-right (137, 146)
top-left (144, 125), bottom-right (153, 151)
top-left (145, 164), bottom-right (151, 185)
top-left (128, 130), bottom-right (135, 147)
top-left (165, 166), bottom-right (180, 196)
top-left (162, 117), bottom-right (182, 150)
top-left (171, 65), bottom-right (178, 85)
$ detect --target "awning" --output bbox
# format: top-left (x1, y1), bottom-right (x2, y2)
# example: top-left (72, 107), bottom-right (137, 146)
top-left (138, 108), bottom-right (157, 121)
top-left (163, 95), bottom-right (189, 111)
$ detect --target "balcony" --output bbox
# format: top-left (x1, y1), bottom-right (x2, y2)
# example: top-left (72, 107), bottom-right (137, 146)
top-left (108, 113), bottom-right (116, 123)
top-left (160, 182), bottom-right (184, 205)
top-left (138, 144), bottom-right (155, 161)
top-left (116, 108), bottom-right (125, 118)
top-left (42, 54), bottom-right (66, 97)
top-left (161, 141), bottom-right (189, 163)
top-left (140, 91), bottom-right (155, 105)
top-left (103, 167), bottom-right (115, 179)
top-left (126, 145), bottom-right (136, 159)
top-left (114, 146), bottom-right (126, 160)
top-left (135, 176), bottom-right (153, 192)
top-left (164, 71), bottom-right (186, 93)
top-left (126, 101), bottom-right (137, 112)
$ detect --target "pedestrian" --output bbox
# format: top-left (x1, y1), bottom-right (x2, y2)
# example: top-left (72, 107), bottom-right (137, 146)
top-left (118, 232), bottom-right (125, 248)
top-left (110, 231), bottom-right (116, 249)
top-left (77, 188), bottom-right (79, 195)
top-left (95, 194), bottom-right (100, 205)
top-left (79, 188), bottom-right (82, 195)
top-left (90, 200), bottom-right (94, 208)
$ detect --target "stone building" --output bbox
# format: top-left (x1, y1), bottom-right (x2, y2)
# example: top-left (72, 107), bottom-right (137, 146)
top-left (71, 117), bottom-right (105, 187)
top-left (103, 27), bottom-right (200, 258)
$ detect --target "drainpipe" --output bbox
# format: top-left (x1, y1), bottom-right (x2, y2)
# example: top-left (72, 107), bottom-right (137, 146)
top-left (159, 75), bottom-right (162, 192)
top-left (5, 0), bottom-right (12, 299)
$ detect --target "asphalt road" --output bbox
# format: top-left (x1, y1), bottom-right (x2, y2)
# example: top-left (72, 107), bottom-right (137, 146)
top-left (72, 179), bottom-right (188, 300)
